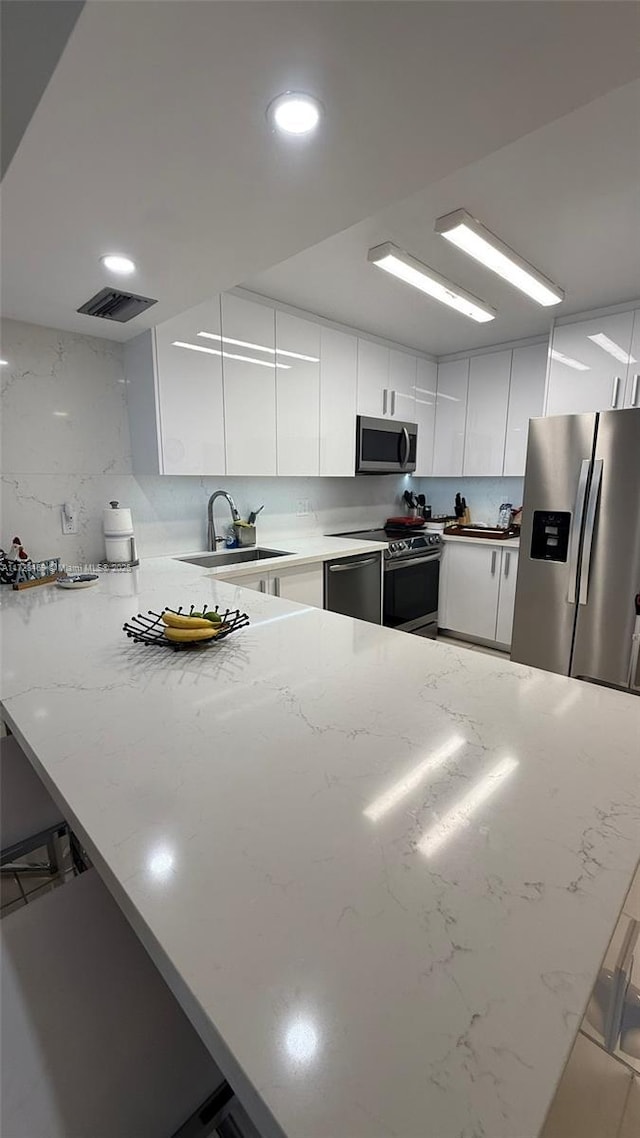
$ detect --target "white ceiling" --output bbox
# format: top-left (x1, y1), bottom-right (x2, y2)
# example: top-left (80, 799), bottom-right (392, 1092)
top-left (244, 80), bottom-right (640, 357)
top-left (2, 2), bottom-right (639, 342)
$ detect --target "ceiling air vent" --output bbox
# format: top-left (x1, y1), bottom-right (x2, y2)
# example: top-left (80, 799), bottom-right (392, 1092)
top-left (77, 288), bottom-right (157, 323)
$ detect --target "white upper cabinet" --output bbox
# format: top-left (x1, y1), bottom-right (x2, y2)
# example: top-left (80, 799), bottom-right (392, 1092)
top-left (432, 358), bottom-right (469, 476)
top-left (388, 349), bottom-right (417, 420)
top-left (222, 294), bottom-right (277, 476)
top-left (546, 309), bottom-right (635, 415)
top-left (357, 339), bottom-right (390, 418)
top-left (463, 350), bottom-right (511, 477)
top-left (320, 327), bottom-right (357, 476)
top-left (503, 343), bottom-right (547, 476)
top-left (414, 358), bottom-right (437, 477)
top-left (275, 311), bottom-right (320, 476)
top-left (624, 309), bottom-right (640, 409)
top-left (154, 298), bottom-right (226, 475)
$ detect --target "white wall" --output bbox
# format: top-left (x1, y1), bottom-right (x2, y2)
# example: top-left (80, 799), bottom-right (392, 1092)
top-left (1, 318), bottom-right (411, 563)
top-left (422, 477), bottom-right (525, 525)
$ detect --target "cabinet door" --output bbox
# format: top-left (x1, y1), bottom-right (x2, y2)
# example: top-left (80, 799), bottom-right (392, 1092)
top-left (463, 350), bottom-right (511, 476)
top-left (503, 343), bottom-right (547, 476)
top-left (432, 359), bottom-right (469, 476)
top-left (388, 349), bottom-right (416, 420)
top-left (357, 339), bottom-right (390, 418)
top-left (440, 541), bottom-right (501, 641)
top-left (221, 295), bottom-right (277, 475)
top-left (270, 563), bottom-right (324, 608)
top-left (154, 298), bottom-right (225, 475)
top-left (320, 327), bottom-right (357, 476)
top-left (624, 309), bottom-right (640, 408)
top-left (414, 358), bottom-right (437, 476)
top-left (275, 312), bottom-right (320, 476)
top-left (496, 548), bottom-right (518, 647)
top-left (546, 310), bottom-right (635, 415)
top-left (216, 570), bottom-right (267, 593)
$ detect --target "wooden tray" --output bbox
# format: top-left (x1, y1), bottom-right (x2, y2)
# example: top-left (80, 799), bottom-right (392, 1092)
top-left (444, 525), bottom-right (518, 540)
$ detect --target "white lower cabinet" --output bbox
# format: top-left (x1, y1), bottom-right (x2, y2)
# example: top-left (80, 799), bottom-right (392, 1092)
top-left (440, 542), bottom-right (519, 648)
top-left (495, 548), bottom-right (518, 646)
top-left (217, 563), bottom-right (324, 608)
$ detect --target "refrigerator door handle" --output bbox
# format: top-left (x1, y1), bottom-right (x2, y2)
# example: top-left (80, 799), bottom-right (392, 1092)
top-left (567, 459), bottom-right (591, 604)
top-left (578, 459), bottom-right (603, 607)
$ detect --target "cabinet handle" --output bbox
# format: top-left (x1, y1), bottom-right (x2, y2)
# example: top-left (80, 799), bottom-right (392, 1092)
top-left (504, 551), bottom-right (510, 579)
top-left (259, 579), bottom-right (266, 592)
top-left (272, 577), bottom-right (280, 597)
top-left (391, 390), bottom-right (397, 415)
top-left (490, 551), bottom-right (497, 576)
top-left (611, 375), bottom-right (621, 408)
top-left (632, 373), bottom-right (639, 408)
top-left (383, 389), bottom-right (388, 415)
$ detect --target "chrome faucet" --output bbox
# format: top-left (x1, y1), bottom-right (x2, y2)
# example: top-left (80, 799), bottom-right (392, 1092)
top-left (207, 491), bottom-right (240, 550)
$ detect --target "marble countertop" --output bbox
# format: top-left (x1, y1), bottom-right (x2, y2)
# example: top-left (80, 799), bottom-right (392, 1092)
top-left (442, 533), bottom-right (520, 548)
top-left (172, 533), bottom-right (389, 579)
top-left (1, 557), bottom-right (639, 1138)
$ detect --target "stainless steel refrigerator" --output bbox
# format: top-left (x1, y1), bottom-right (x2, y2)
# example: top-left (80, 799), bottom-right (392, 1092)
top-left (511, 407), bottom-right (640, 692)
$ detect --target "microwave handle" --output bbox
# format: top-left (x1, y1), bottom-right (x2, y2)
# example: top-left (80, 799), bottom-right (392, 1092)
top-left (400, 427), bottom-right (410, 467)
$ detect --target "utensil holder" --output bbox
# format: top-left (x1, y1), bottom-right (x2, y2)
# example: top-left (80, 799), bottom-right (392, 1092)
top-left (234, 524), bottom-right (256, 548)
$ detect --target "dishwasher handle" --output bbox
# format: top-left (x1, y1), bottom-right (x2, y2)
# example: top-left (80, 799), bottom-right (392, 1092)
top-left (328, 557), bottom-right (379, 572)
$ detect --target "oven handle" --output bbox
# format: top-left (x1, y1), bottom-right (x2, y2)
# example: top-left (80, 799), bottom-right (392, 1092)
top-left (384, 553), bottom-right (441, 571)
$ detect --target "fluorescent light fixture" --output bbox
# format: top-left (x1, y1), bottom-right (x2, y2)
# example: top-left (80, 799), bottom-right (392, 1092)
top-left (0, 359), bottom-right (8, 366)
top-left (588, 333), bottom-right (636, 365)
top-left (364, 734), bottom-right (466, 823)
top-left (172, 341), bottom-right (291, 369)
top-left (198, 331), bottom-right (318, 363)
top-left (368, 243), bottom-right (495, 323)
top-left (418, 756), bottom-right (518, 858)
top-left (100, 253), bottom-right (136, 275)
top-left (551, 348), bottom-right (589, 372)
top-left (53, 411), bottom-right (69, 417)
top-left (267, 92), bottom-right (323, 136)
top-left (435, 209), bottom-right (564, 307)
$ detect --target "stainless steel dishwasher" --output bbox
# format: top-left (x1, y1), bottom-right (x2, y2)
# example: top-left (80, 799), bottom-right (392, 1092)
top-left (324, 552), bottom-right (382, 624)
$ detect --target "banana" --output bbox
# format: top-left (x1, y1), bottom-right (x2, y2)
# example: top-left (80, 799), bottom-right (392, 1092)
top-left (164, 625), bottom-right (218, 642)
top-left (161, 611), bottom-right (211, 630)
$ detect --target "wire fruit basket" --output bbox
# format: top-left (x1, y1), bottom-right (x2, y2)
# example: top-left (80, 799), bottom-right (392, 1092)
top-left (123, 604), bottom-right (249, 650)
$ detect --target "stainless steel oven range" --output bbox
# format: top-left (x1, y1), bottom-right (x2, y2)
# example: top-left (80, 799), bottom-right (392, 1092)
top-left (334, 528), bottom-right (442, 637)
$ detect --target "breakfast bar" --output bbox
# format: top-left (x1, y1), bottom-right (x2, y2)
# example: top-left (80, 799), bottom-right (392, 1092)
top-left (1, 556), bottom-right (639, 1138)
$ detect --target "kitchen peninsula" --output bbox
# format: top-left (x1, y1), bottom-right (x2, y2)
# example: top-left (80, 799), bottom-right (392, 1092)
top-left (1, 555), bottom-right (639, 1138)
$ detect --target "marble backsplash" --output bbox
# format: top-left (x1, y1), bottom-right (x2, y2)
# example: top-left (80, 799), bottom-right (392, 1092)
top-left (1, 317), bottom-right (523, 563)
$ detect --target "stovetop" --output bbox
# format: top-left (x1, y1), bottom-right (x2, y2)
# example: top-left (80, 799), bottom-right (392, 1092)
top-left (334, 528), bottom-right (442, 560)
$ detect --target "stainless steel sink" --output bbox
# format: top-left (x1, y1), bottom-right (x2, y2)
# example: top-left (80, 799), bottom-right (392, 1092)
top-left (175, 549), bottom-right (290, 569)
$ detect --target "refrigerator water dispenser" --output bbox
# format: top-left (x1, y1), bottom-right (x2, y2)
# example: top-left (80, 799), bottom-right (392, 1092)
top-left (530, 511), bottom-right (571, 562)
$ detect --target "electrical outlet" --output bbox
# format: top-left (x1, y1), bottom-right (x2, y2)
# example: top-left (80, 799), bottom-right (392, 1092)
top-left (296, 498), bottom-right (311, 517)
top-left (61, 502), bottom-right (78, 535)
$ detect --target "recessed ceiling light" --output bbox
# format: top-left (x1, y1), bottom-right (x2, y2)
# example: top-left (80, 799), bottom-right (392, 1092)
top-left (368, 242), bottom-right (495, 323)
top-left (100, 254), bottom-right (136, 275)
top-left (435, 209), bottom-right (564, 307)
top-left (267, 92), bottom-right (323, 136)
top-left (587, 333), bottom-right (636, 365)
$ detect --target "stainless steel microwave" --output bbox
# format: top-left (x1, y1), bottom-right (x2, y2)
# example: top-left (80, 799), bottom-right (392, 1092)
top-left (355, 416), bottom-right (418, 474)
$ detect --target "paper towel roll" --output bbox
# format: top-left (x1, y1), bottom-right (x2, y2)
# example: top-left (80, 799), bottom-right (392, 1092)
top-left (103, 501), bottom-right (136, 563)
